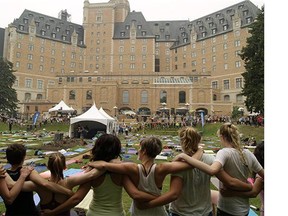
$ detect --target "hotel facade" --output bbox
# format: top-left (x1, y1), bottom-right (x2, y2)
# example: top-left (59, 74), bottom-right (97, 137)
top-left (1, 0), bottom-right (261, 118)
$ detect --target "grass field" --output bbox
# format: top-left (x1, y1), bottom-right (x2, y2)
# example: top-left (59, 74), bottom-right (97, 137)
top-left (0, 122), bottom-right (264, 215)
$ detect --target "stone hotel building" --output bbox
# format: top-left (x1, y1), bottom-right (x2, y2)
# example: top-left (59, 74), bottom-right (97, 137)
top-left (1, 0), bottom-right (261, 117)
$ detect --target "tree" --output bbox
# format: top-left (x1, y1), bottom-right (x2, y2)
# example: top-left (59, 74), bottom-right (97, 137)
top-left (240, 6), bottom-right (264, 114)
top-left (0, 58), bottom-right (19, 116)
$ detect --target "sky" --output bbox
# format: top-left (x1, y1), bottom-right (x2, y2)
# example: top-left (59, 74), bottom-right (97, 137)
top-left (0, 0), bottom-right (265, 28)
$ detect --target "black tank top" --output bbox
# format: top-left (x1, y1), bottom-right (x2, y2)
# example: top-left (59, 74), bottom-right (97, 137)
top-left (5, 167), bottom-right (39, 216)
top-left (40, 193), bottom-right (70, 216)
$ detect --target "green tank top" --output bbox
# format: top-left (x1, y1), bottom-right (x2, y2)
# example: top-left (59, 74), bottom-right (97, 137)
top-left (86, 174), bottom-right (125, 216)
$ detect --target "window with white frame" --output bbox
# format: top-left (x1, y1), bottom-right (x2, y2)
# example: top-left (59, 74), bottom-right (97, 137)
top-left (236, 78), bottom-right (243, 88)
top-left (25, 78), bottom-right (32, 88)
top-left (235, 40), bottom-right (241, 47)
top-left (235, 61), bottom-right (241, 68)
top-left (141, 90), bottom-right (148, 104)
top-left (37, 80), bottom-right (43, 89)
top-left (122, 90), bottom-right (129, 104)
top-left (223, 80), bottom-right (229, 89)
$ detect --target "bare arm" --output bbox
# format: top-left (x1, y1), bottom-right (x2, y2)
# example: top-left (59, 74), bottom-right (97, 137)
top-left (123, 175), bottom-right (157, 201)
top-left (137, 175), bottom-right (182, 209)
top-left (216, 169), bottom-right (252, 191)
top-left (173, 153), bottom-right (222, 175)
top-left (1, 167), bottom-right (32, 204)
top-left (88, 160), bottom-right (137, 178)
top-left (66, 168), bottom-right (104, 189)
top-left (29, 170), bottom-right (73, 196)
top-left (41, 182), bottom-right (91, 216)
top-left (220, 177), bottom-right (263, 198)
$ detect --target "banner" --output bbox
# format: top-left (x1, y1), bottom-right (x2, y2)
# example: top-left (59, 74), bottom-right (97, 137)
top-left (32, 111), bottom-right (40, 125)
top-left (200, 111), bottom-right (205, 128)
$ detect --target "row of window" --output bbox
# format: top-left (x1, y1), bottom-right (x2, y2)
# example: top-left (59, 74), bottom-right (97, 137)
top-left (67, 89), bottom-right (242, 104)
top-left (212, 78), bottom-right (243, 90)
top-left (14, 62), bottom-right (82, 72)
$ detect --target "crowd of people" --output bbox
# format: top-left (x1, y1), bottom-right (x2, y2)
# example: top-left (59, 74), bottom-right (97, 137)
top-left (0, 123), bottom-right (264, 216)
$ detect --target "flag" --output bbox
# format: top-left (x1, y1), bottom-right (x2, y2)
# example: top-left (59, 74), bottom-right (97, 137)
top-left (200, 111), bottom-right (205, 128)
top-left (32, 111), bottom-right (40, 125)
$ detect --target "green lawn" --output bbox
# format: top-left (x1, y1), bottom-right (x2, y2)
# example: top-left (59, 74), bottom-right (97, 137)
top-left (0, 122), bottom-right (263, 215)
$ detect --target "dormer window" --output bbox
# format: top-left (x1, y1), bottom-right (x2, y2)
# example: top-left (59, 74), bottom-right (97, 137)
top-left (137, 25), bottom-right (142, 29)
top-left (165, 35), bottom-right (170, 40)
top-left (46, 24), bottom-right (50, 29)
top-left (62, 35), bottom-right (66, 40)
top-left (41, 30), bottom-right (45, 36)
top-left (56, 27), bottom-right (60, 32)
top-left (209, 22), bottom-right (213, 27)
top-left (199, 26), bottom-right (204, 31)
top-left (52, 33), bottom-right (56, 38)
top-left (243, 10), bottom-right (248, 16)
top-left (223, 25), bottom-right (228, 31)
top-left (19, 25), bottom-right (24, 30)
top-left (120, 32), bottom-right (125, 37)
top-left (125, 25), bottom-right (130, 30)
top-left (202, 32), bottom-right (207, 37)
top-left (66, 30), bottom-right (70, 35)
top-left (141, 31), bottom-right (146, 36)
top-left (246, 17), bottom-right (252, 24)
top-left (219, 18), bottom-right (224, 24)
top-left (23, 18), bottom-right (28, 24)
top-left (212, 28), bottom-right (217, 34)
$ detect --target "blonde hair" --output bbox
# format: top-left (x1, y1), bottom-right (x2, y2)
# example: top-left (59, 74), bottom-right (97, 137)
top-left (47, 152), bottom-right (66, 182)
top-left (178, 127), bottom-right (201, 155)
top-left (218, 123), bottom-right (248, 167)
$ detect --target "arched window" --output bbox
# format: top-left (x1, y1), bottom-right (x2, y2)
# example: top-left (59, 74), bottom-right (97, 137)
top-left (123, 90), bottom-right (129, 104)
top-left (86, 90), bottom-right (92, 100)
top-left (141, 90), bottom-right (148, 104)
top-left (224, 95), bottom-right (230, 101)
top-left (69, 90), bottom-right (76, 100)
top-left (36, 94), bottom-right (43, 100)
top-left (179, 91), bottom-right (186, 103)
top-left (236, 94), bottom-right (243, 103)
top-left (160, 90), bottom-right (167, 103)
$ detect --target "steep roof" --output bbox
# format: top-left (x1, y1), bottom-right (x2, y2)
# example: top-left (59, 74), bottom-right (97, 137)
top-left (11, 9), bottom-right (85, 47)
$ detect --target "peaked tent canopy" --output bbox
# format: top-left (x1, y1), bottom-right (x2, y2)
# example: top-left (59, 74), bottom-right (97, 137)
top-left (69, 103), bottom-right (116, 139)
top-left (99, 107), bottom-right (115, 120)
top-left (48, 100), bottom-right (75, 113)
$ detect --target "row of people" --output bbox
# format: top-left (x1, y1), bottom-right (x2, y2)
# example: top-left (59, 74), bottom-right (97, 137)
top-left (0, 122), bottom-right (264, 216)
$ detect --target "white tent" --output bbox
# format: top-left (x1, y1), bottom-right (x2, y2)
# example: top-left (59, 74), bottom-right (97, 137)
top-left (69, 103), bottom-right (116, 138)
top-left (48, 100), bottom-right (75, 113)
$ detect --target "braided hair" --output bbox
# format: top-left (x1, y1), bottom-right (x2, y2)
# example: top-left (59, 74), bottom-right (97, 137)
top-left (218, 123), bottom-right (249, 169)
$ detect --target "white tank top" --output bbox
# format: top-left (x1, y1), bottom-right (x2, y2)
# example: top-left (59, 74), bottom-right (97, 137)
top-left (130, 163), bottom-right (168, 216)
